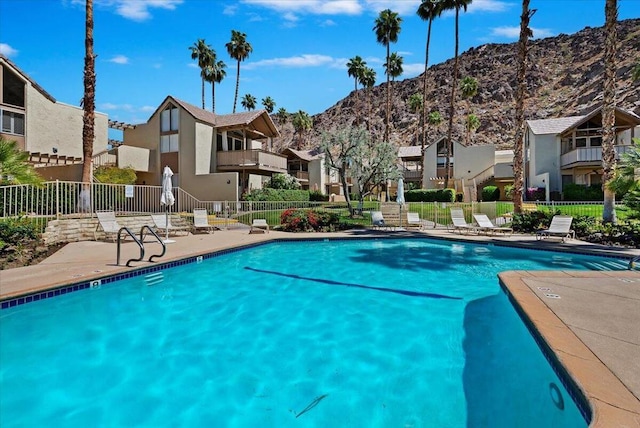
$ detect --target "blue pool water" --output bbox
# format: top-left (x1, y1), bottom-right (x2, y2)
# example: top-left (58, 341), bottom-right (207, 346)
top-left (1, 239), bottom-right (624, 427)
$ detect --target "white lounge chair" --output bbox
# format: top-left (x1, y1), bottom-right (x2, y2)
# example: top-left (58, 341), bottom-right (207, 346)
top-left (250, 219), bottom-right (269, 233)
top-left (473, 213), bottom-right (513, 236)
top-left (406, 212), bottom-right (426, 230)
top-left (151, 213), bottom-right (191, 236)
top-left (449, 208), bottom-right (476, 234)
top-left (536, 215), bottom-right (575, 242)
top-left (371, 211), bottom-right (387, 229)
top-left (95, 210), bottom-right (123, 241)
top-left (193, 209), bottom-right (215, 234)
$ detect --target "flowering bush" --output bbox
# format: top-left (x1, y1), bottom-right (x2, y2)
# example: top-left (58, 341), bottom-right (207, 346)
top-left (526, 187), bottom-right (545, 201)
top-left (280, 209), bottom-right (340, 232)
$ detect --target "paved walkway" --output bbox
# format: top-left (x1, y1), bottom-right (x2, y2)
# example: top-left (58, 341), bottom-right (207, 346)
top-left (1, 228), bottom-right (639, 427)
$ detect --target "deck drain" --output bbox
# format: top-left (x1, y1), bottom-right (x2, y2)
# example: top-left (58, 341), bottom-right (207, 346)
top-left (618, 278), bottom-right (636, 283)
top-left (537, 287), bottom-right (552, 291)
top-left (544, 293), bottom-right (561, 299)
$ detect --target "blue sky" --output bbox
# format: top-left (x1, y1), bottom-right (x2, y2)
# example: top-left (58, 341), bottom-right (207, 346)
top-left (1, 0), bottom-right (639, 138)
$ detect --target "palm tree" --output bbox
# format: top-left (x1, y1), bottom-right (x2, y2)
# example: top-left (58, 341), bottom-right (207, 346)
top-left (261, 96), bottom-right (276, 114)
top-left (442, 0), bottom-right (472, 188)
top-left (602, 0), bottom-right (618, 224)
top-left (608, 138), bottom-right (640, 217)
top-left (373, 9), bottom-right (402, 142)
top-left (465, 114), bottom-right (480, 143)
top-left (204, 58), bottom-right (226, 114)
top-left (276, 107), bottom-right (289, 125)
top-left (408, 93), bottom-right (423, 145)
top-left (226, 30), bottom-right (253, 113)
top-left (346, 55), bottom-right (367, 126)
top-left (417, 0), bottom-right (444, 159)
top-left (360, 67), bottom-right (377, 133)
top-left (241, 93), bottom-right (257, 111)
top-left (0, 137), bottom-right (43, 185)
top-left (80, 0), bottom-right (95, 212)
top-left (513, 0), bottom-right (535, 214)
top-left (189, 39), bottom-right (214, 109)
top-left (460, 76), bottom-right (478, 145)
top-left (292, 110), bottom-right (313, 150)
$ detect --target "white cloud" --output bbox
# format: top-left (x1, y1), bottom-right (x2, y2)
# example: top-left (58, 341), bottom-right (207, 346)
top-left (402, 62), bottom-right (425, 76)
top-left (0, 43), bottom-right (18, 57)
top-left (100, 103), bottom-right (119, 110)
top-left (140, 105), bottom-right (156, 112)
top-left (363, 0), bottom-right (420, 15)
top-left (108, 55), bottom-right (129, 64)
top-left (223, 4), bottom-right (238, 15)
top-left (187, 63), bottom-right (198, 69)
top-left (468, 0), bottom-right (511, 13)
top-left (490, 26), bottom-right (554, 39)
top-left (241, 0), bottom-right (362, 15)
top-left (245, 54), bottom-right (343, 70)
top-left (320, 18), bottom-right (337, 26)
top-left (102, 0), bottom-right (184, 22)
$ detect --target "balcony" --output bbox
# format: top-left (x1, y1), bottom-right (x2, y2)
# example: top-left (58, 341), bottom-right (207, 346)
top-left (217, 150), bottom-right (287, 175)
top-left (560, 145), bottom-right (633, 168)
top-left (403, 170), bottom-right (422, 181)
top-left (289, 171), bottom-right (309, 182)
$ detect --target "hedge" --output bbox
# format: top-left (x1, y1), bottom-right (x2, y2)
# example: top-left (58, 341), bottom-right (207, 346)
top-left (404, 188), bottom-right (455, 202)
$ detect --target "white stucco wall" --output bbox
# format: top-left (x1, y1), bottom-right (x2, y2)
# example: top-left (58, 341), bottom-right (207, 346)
top-left (422, 143), bottom-right (439, 189)
top-left (309, 157), bottom-right (325, 193)
top-left (454, 143), bottom-right (494, 180)
top-left (26, 87), bottom-right (107, 157)
top-left (117, 145), bottom-right (151, 172)
top-left (529, 132), bottom-right (561, 193)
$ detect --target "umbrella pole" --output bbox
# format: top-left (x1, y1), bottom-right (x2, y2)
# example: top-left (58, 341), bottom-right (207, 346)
top-left (165, 207), bottom-right (169, 242)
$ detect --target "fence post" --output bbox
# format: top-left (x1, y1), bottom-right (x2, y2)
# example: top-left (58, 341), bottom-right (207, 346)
top-left (56, 180), bottom-right (60, 220)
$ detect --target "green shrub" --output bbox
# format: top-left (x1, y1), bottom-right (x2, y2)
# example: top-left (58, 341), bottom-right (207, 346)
top-left (0, 216), bottom-right (39, 246)
top-left (280, 208), bottom-right (341, 232)
top-left (511, 210), bottom-right (558, 233)
top-left (265, 173), bottom-right (301, 190)
top-left (243, 188), bottom-right (309, 201)
top-left (405, 188), bottom-right (455, 202)
top-left (504, 185), bottom-right (514, 200)
top-left (562, 184), bottom-right (603, 201)
top-left (94, 166), bottom-right (137, 184)
top-left (309, 190), bottom-right (329, 202)
top-left (481, 186), bottom-right (500, 201)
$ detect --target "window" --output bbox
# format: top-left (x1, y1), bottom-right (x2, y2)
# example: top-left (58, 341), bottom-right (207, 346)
top-left (160, 134), bottom-right (178, 153)
top-left (2, 67), bottom-right (25, 107)
top-left (1, 110), bottom-right (24, 135)
top-left (216, 133), bottom-right (223, 151)
top-left (160, 105), bottom-right (179, 132)
top-left (575, 138), bottom-right (587, 148)
top-left (590, 137), bottom-right (602, 147)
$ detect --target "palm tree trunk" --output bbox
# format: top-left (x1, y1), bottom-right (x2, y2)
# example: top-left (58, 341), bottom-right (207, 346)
top-left (211, 81), bottom-right (215, 115)
top-left (421, 17), bottom-right (433, 189)
top-left (355, 78), bottom-right (359, 126)
top-left (80, 0), bottom-right (95, 213)
top-left (444, 7), bottom-right (461, 189)
top-left (385, 42), bottom-right (390, 142)
top-left (201, 77), bottom-right (205, 109)
top-left (513, 0), bottom-right (533, 214)
top-left (233, 60), bottom-right (241, 113)
top-left (602, 0), bottom-right (618, 223)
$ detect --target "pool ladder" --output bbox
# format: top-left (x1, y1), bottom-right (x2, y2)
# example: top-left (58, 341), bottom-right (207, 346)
top-left (116, 226), bottom-right (166, 267)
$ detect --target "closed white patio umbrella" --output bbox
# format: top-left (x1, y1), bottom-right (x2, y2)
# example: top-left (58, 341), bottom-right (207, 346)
top-left (160, 166), bottom-right (175, 243)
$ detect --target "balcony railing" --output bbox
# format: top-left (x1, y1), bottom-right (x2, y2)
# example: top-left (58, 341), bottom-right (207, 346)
top-left (560, 145), bottom-right (633, 167)
top-left (403, 170), bottom-right (422, 180)
top-left (217, 150), bottom-right (287, 173)
top-left (289, 171), bottom-right (309, 181)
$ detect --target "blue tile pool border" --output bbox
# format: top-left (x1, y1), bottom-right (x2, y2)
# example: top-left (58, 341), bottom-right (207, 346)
top-left (1, 235), bottom-right (633, 310)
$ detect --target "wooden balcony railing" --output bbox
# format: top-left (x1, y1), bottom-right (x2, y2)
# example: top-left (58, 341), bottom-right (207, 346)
top-left (560, 145), bottom-right (632, 167)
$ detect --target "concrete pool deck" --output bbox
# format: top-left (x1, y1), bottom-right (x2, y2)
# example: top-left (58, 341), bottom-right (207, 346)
top-left (1, 227), bottom-right (638, 427)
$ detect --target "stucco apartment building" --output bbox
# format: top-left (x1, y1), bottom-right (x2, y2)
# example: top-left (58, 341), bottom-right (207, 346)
top-left (526, 106), bottom-right (640, 201)
top-left (0, 54), bottom-right (108, 180)
top-left (116, 95), bottom-right (286, 202)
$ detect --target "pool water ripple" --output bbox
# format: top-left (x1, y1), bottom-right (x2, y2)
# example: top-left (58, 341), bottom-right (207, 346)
top-left (1, 238), bottom-right (619, 427)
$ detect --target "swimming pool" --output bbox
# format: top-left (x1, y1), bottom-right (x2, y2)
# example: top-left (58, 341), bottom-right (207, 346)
top-left (1, 238), bottom-right (626, 427)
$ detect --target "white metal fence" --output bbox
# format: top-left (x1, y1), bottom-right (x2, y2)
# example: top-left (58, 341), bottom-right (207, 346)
top-left (0, 180), bottom-right (630, 230)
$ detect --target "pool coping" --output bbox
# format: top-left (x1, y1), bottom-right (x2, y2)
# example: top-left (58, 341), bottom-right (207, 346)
top-left (1, 230), bottom-right (639, 427)
top-left (499, 270), bottom-right (640, 427)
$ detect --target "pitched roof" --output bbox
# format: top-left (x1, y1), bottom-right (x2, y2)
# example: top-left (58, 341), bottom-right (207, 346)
top-left (0, 54), bottom-right (56, 103)
top-left (398, 146), bottom-right (422, 158)
top-left (150, 96), bottom-right (280, 138)
top-left (526, 115), bottom-right (586, 135)
top-left (282, 147), bottom-right (323, 161)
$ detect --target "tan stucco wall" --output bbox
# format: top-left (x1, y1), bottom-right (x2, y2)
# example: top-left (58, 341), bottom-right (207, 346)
top-left (182, 172), bottom-right (239, 201)
top-left (454, 143), bottom-right (494, 180)
top-left (117, 145), bottom-right (151, 172)
top-left (26, 87), bottom-right (107, 157)
top-left (423, 143), bottom-right (439, 189)
top-left (123, 116), bottom-right (160, 184)
top-left (194, 122), bottom-right (214, 175)
top-left (309, 157), bottom-right (325, 193)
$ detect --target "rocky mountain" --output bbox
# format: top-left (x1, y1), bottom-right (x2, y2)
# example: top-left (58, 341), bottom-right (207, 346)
top-left (273, 18), bottom-right (640, 152)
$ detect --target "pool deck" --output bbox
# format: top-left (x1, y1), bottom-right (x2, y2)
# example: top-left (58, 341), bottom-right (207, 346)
top-left (1, 227), bottom-right (639, 427)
